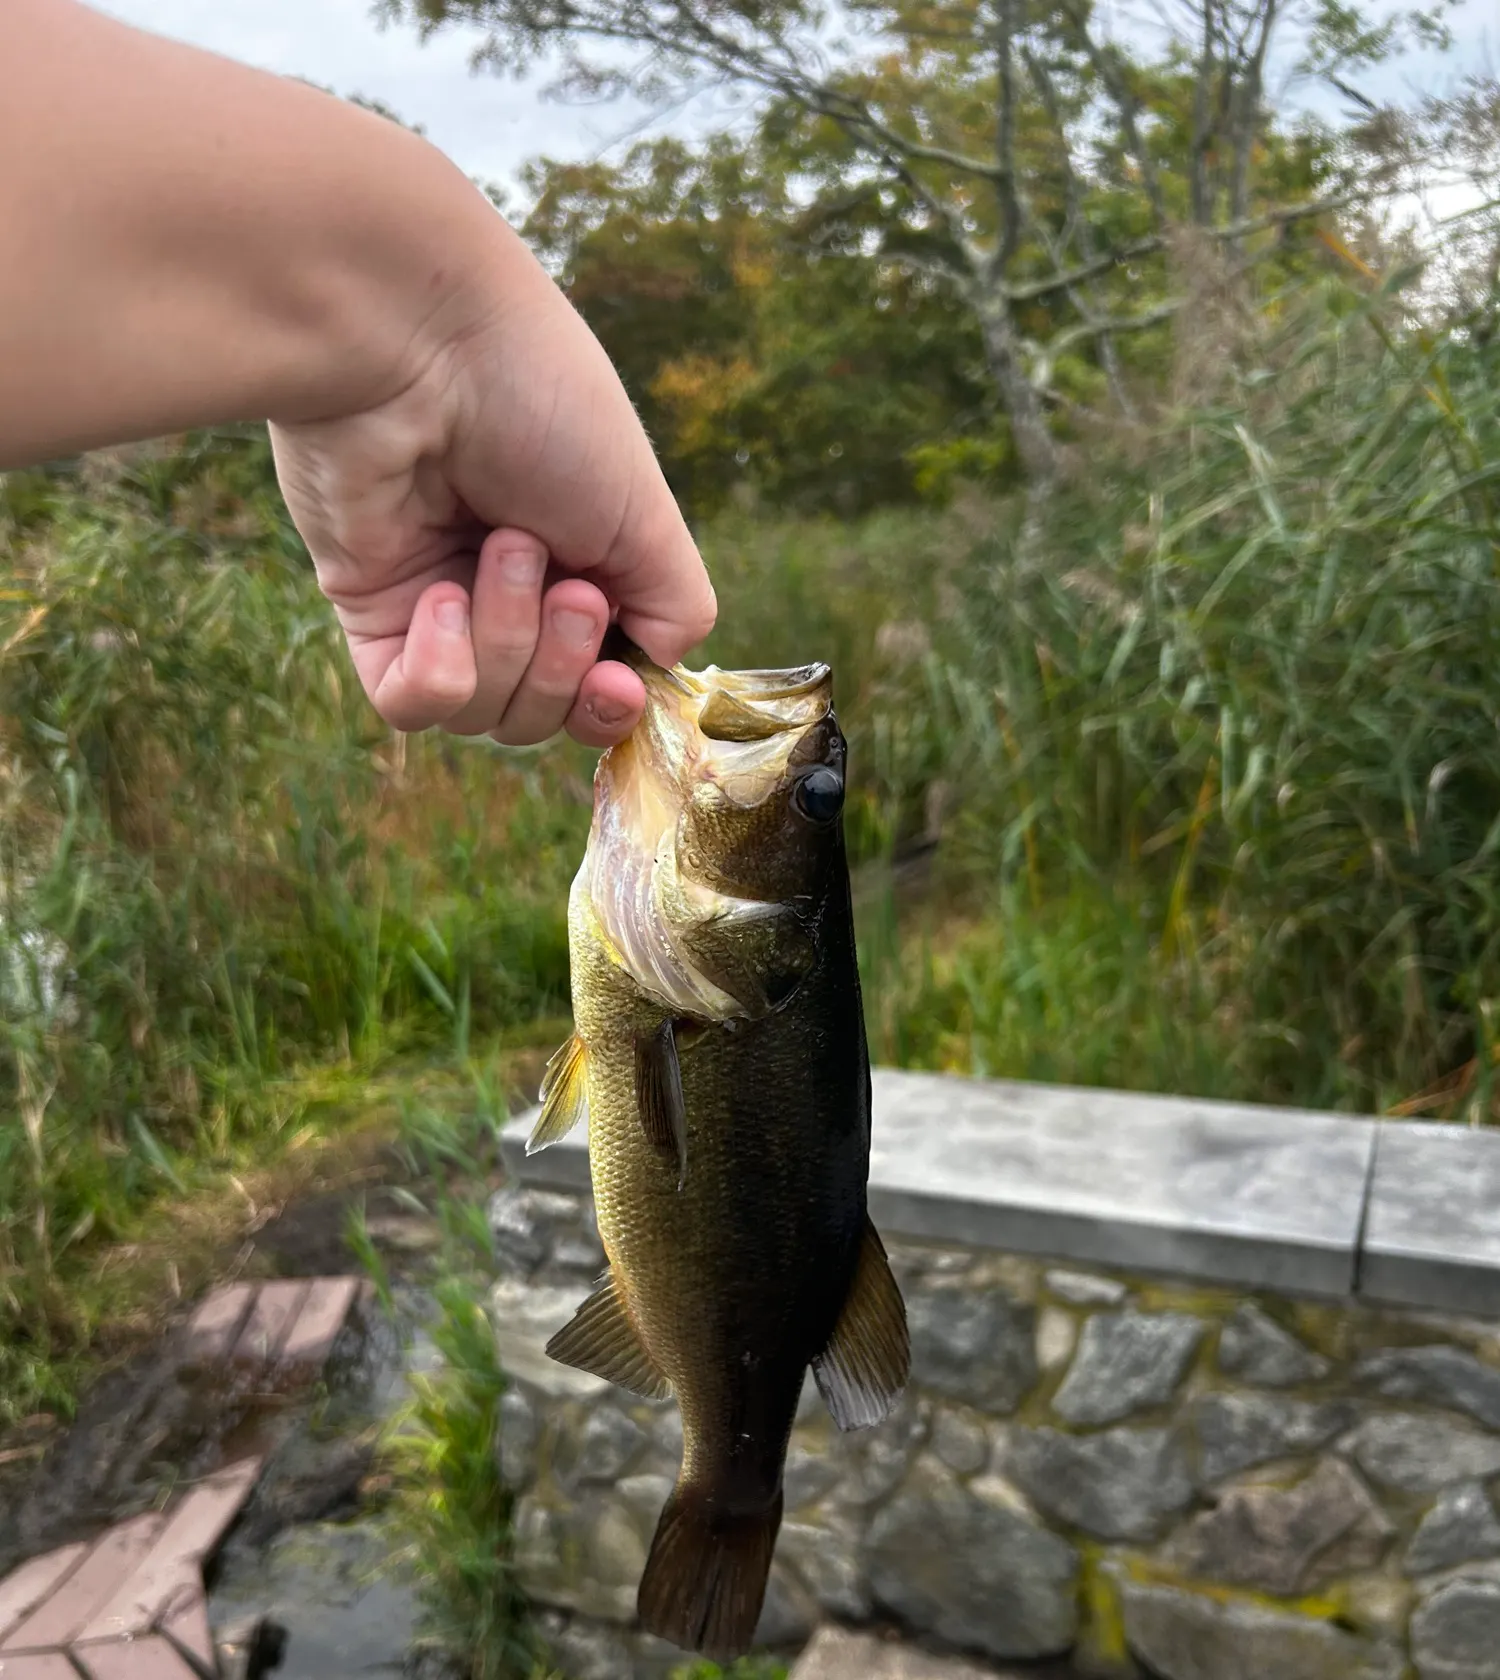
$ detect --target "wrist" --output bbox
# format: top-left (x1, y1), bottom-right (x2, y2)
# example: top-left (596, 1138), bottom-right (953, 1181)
top-left (0, 0), bottom-right (526, 463)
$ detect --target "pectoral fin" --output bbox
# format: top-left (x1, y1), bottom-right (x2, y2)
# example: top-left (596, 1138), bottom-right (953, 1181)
top-left (526, 1033), bottom-right (588, 1155)
top-left (546, 1270), bottom-right (672, 1401)
top-left (812, 1219), bottom-right (910, 1430)
top-left (636, 1021), bottom-right (688, 1188)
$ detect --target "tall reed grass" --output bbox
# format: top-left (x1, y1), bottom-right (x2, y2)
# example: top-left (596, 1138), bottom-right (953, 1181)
top-left (1, 271), bottom-right (1496, 1424)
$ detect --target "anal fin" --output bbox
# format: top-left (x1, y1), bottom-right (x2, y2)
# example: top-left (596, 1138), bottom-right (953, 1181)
top-left (812, 1217), bottom-right (910, 1430)
top-left (545, 1269), bottom-right (672, 1401)
top-left (636, 1021), bottom-right (688, 1188)
top-left (527, 1033), bottom-right (588, 1154)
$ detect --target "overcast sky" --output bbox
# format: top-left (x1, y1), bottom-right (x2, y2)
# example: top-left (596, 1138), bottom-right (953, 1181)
top-left (93, 0), bottom-right (1494, 209)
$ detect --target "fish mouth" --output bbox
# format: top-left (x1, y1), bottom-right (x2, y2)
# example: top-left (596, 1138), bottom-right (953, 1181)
top-left (600, 626), bottom-right (833, 744)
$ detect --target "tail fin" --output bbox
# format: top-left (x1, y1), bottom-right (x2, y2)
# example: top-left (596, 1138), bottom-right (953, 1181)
top-left (637, 1481), bottom-right (783, 1658)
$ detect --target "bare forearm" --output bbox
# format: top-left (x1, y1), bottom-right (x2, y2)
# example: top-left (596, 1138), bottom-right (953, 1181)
top-left (0, 0), bottom-right (522, 467)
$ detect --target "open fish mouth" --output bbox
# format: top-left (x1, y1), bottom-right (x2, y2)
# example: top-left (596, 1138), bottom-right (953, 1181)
top-left (600, 625), bottom-right (832, 740)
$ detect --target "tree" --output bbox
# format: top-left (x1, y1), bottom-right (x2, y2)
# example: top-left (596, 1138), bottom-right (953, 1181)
top-left (520, 133), bottom-right (998, 512)
top-left (378, 0), bottom-right (1450, 494)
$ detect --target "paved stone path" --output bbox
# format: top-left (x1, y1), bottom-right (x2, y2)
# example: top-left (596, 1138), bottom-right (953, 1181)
top-left (0, 1276), bottom-right (365, 1680)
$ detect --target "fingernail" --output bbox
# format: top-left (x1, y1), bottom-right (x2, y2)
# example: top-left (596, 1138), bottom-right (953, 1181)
top-left (553, 607), bottom-right (598, 647)
top-left (497, 544), bottom-right (546, 588)
top-left (585, 696), bottom-right (631, 728)
top-left (435, 599), bottom-right (469, 636)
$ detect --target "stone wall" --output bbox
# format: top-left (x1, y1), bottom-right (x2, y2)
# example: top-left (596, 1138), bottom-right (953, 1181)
top-left (486, 1071), bottom-right (1500, 1680)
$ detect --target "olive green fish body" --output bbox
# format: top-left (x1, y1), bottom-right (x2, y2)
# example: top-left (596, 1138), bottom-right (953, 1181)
top-left (529, 645), bottom-right (909, 1657)
top-left (579, 859), bottom-right (869, 1505)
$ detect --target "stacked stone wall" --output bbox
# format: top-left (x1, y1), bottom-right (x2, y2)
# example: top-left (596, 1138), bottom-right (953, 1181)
top-left (489, 1182), bottom-right (1500, 1680)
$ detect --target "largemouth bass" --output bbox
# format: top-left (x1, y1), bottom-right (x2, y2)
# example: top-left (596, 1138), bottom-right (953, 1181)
top-left (526, 630), bottom-right (910, 1657)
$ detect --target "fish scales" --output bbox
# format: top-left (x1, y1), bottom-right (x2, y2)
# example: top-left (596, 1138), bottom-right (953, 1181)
top-left (527, 634), bottom-right (909, 1657)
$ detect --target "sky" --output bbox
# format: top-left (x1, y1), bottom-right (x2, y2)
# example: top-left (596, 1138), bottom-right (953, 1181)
top-left (93, 0), bottom-right (1494, 210)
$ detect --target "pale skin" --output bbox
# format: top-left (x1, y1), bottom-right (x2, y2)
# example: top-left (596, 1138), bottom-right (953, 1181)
top-left (0, 0), bottom-right (717, 748)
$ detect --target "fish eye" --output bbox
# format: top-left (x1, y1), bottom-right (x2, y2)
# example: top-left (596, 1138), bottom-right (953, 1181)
top-left (793, 765), bottom-right (844, 826)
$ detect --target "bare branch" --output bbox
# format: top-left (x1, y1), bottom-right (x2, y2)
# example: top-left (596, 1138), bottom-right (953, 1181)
top-left (993, 0), bottom-right (1023, 271)
top-left (1056, 0), bottom-right (1166, 225)
top-left (1001, 188), bottom-right (1367, 303)
top-left (1028, 299), bottom-right (1182, 392)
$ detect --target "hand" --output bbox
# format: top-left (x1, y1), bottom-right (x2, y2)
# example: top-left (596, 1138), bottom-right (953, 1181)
top-left (270, 243), bottom-right (716, 749)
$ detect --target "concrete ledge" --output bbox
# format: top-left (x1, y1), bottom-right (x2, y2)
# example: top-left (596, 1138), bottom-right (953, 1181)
top-left (499, 1065), bottom-right (1500, 1312)
top-left (1361, 1119), bottom-right (1500, 1317)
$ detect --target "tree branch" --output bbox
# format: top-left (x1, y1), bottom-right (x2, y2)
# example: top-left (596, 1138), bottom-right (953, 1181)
top-left (1027, 299), bottom-right (1182, 392)
top-left (993, 0), bottom-right (1023, 270)
top-left (1000, 188), bottom-right (1366, 303)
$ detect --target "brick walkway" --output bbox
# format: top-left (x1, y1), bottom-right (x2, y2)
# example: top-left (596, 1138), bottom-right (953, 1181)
top-left (0, 1276), bottom-right (365, 1679)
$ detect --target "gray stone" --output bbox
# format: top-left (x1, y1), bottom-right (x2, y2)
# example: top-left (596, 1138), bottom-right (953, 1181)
top-left (505, 1068), bottom-right (1395, 1300)
top-left (930, 1408), bottom-right (990, 1476)
top-left (1045, 1268), bottom-right (1128, 1306)
top-left (1362, 1120), bottom-right (1500, 1317)
top-left (753, 1565), bottom-right (818, 1648)
top-left (1052, 1310), bottom-right (1205, 1425)
top-left (784, 1442), bottom-right (842, 1512)
top-left (1405, 1483), bottom-right (1500, 1576)
top-left (534, 1611), bottom-right (636, 1680)
top-left (829, 1390), bottom-right (928, 1508)
top-left (1218, 1303), bottom-right (1331, 1388)
top-left (1356, 1345), bottom-right (1500, 1430)
top-left (1347, 1412), bottom-right (1500, 1494)
top-left (787, 1625), bottom-right (1019, 1680)
top-left (1005, 1425), bottom-right (1193, 1542)
top-left (497, 1387), bottom-right (538, 1487)
top-left (553, 1232), bottom-right (607, 1274)
top-left (490, 1280), bottom-right (610, 1400)
top-left (1035, 1307), bottom-right (1077, 1373)
top-left (1410, 1578), bottom-right (1500, 1680)
top-left (866, 1458), bottom-right (1078, 1659)
top-left (614, 1473), bottom-right (674, 1534)
top-left (646, 1401), bottom-right (683, 1465)
top-left (1193, 1392), bottom-right (1354, 1485)
top-left (1120, 1580), bottom-right (1403, 1680)
top-left (779, 1519), bottom-right (870, 1620)
top-left (906, 1281), bottom-right (1036, 1412)
top-left (514, 1480), bottom-right (662, 1625)
top-left (570, 1406), bottom-right (646, 1485)
top-left (1164, 1457), bottom-right (1393, 1595)
top-left (488, 1187), bottom-right (582, 1277)
top-left (795, 1368), bottom-right (824, 1425)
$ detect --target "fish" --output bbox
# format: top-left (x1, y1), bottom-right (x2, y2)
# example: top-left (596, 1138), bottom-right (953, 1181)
top-left (526, 628), bottom-right (910, 1657)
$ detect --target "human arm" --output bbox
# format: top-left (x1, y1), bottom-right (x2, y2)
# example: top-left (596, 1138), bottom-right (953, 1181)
top-left (0, 0), bottom-right (716, 744)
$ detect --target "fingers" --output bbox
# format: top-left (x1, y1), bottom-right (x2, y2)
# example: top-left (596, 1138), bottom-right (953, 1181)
top-left (345, 528), bottom-right (646, 747)
top-left (349, 581), bottom-right (478, 733)
top-left (490, 576), bottom-right (626, 747)
top-left (442, 529), bottom-right (548, 737)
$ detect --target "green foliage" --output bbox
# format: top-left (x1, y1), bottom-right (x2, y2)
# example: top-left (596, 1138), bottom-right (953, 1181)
top-left (0, 431), bottom-right (581, 1423)
top-left (521, 135), bottom-right (996, 516)
top-left (667, 1659), bottom-right (789, 1680)
top-left (855, 276), bottom-right (1500, 1113)
top-left (367, 1084), bottom-right (540, 1680)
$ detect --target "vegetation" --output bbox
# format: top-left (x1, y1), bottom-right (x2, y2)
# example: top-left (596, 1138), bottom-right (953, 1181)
top-left (352, 1084), bottom-right (540, 1680)
top-left (383, 0), bottom-right (1455, 489)
top-left (1, 6), bottom-right (1498, 1669)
